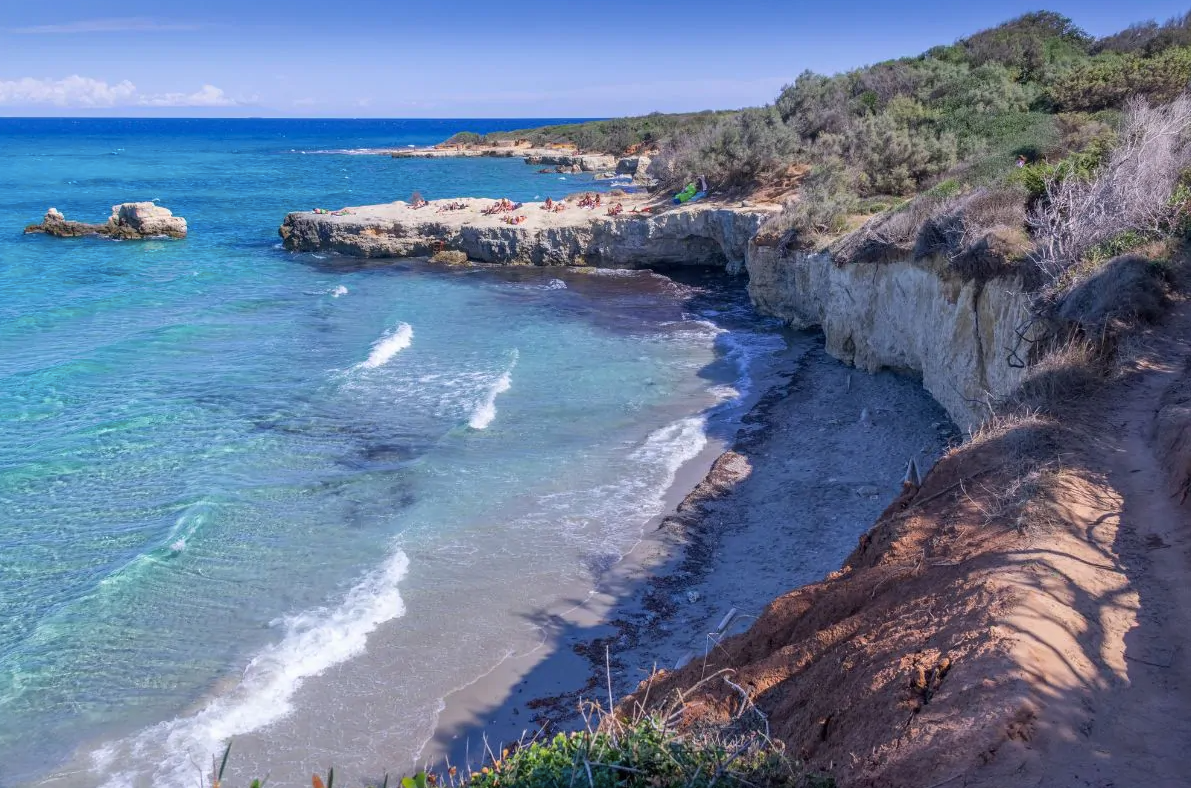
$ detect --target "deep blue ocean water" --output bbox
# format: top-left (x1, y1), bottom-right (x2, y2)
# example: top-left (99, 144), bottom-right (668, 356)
top-left (0, 119), bottom-right (785, 787)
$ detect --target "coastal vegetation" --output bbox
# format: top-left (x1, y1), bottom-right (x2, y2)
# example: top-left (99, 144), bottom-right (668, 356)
top-left (443, 111), bottom-right (734, 155)
top-left (212, 700), bottom-right (829, 788)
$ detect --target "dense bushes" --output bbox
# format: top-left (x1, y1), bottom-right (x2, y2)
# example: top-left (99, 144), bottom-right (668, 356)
top-left (1048, 47), bottom-right (1191, 111)
top-left (845, 112), bottom-right (957, 194)
top-left (512, 11), bottom-right (1191, 199)
top-left (649, 106), bottom-right (799, 188)
top-left (467, 112), bottom-right (734, 154)
top-left (959, 11), bottom-right (1091, 80)
top-left (758, 163), bottom-right (857, 247)
top-left (1093, 12), bottom-right (1191, 56)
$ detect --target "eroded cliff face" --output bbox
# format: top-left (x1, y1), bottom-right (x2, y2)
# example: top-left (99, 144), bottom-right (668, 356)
top-left (747, 243), bottom-right (1031, 429)
top-left (279, 199), bottom-right (778, 269)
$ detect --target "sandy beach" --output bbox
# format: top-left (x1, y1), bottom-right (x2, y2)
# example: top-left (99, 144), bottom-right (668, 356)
top-left (417, 330), bottom-right (956, 770)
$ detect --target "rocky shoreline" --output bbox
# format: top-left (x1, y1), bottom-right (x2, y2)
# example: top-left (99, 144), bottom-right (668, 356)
top-left (279, 196), bottom-right (777, 269)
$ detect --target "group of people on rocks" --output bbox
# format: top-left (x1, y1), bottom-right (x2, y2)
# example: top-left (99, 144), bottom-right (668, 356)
top-left (541, 197), bottom-right (568, 213)
top-left (577, 193), bottom-right (602, 209)
top-left (482, 198), bottom-right (523, 215)
top-left (435, 200), bottom-right (469, 213)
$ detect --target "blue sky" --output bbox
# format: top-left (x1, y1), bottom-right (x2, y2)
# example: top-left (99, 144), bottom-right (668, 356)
top-left (1, 1), bottom-right (1188, 117)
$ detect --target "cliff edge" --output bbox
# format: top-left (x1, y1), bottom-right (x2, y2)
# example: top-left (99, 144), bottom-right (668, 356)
top-left (279, 197), bottom-right (778, 269)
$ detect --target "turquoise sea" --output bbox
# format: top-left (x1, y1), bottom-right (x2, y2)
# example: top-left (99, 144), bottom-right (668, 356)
top-left (0, 119), bottom-right (786, 787)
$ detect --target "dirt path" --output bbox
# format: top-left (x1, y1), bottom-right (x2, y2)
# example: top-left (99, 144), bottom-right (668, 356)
top-left (1026, 304), bottom-right (1191, 787)
top-left (624, 301), bottom-right (1191, 788)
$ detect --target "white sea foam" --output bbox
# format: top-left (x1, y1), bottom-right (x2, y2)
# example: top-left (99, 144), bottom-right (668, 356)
top-left (358, 322), bottom-right (413, 369)
top-left (468, 373), bottom-right (511, 430)
top-left (331, 285), bottom-right (348, 298)
top-left (631, 415), bottom-right (709, 480)
top-left (468, 351), bottom-right (518, 430)
top-left (300, 148), bottom-right (391, 155)
top-left (714, 330), bottom-right (787, 407)
top-left (91, 550), bottom-right (411, 788)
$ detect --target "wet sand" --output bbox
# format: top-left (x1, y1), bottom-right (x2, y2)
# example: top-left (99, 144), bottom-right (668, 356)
top-left (419, 332), bottom-right (957, 771)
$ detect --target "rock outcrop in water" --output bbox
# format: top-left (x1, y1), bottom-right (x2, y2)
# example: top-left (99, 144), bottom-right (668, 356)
top-left (279, 197), bottom-right (778, 269)
top-left (24, 203), bottom-right (188, 239)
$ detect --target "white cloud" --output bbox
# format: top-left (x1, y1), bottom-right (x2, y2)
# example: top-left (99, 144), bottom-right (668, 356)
top-left (138, 84), bottom-right (236, 107)
top-left (0, 76), bottom-right (240, 108)
top-left (10, 17), bottom-right (200, 34)
top-left (0, 75), bottom-right (137, 107)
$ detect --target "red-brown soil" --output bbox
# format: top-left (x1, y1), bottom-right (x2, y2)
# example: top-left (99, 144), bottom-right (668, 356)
top-left (625, 303), bottom-right (1191, 787)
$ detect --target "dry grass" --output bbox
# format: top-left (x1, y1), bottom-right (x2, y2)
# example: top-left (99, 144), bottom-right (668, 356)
top-left (830, 186), bottom-right (1030, 278)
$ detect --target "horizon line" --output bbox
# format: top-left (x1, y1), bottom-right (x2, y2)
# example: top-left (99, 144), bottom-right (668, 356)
top-left (0, 115), bottom-right (622, 121)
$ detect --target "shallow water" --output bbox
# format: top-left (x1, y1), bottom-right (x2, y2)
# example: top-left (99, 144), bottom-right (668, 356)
top-left (0, 119), bottom-right (786, 787)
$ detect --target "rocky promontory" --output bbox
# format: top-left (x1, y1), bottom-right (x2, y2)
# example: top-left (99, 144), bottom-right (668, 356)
top-left (24, 203), bottom-right (188, 239)
top-left (279, 196), bottom-right (778, 269)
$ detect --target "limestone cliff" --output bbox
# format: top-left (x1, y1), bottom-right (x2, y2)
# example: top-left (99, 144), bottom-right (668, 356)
top-left (746, 243), bottom-right (1031, 429)
top-left (279, 198), bottom-right (779, 269)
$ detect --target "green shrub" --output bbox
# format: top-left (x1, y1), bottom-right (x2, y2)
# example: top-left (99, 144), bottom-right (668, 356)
top-left (760, 162), bottom-right (857, 247)
top-left (481, 112), bottom-right (734, 154)
top-left (443, 131), bottom-right (487, 146)
top-left (846, 113), bottom-right (957, 195)
top-left (960, 11), bottom-right (1092, 80)
top-left (200, 710), bottom-right (831, 788)
top-left (1049, 46), bottom-right (1191, 111)
top-left (775, 71), bottom-right (851, 139)
top-left (455, 722), bottom-right (828, 788)
top-left (1094, 13), bottom-right (1191, 56)
top-left (650, 106), bottom-right (800, 188)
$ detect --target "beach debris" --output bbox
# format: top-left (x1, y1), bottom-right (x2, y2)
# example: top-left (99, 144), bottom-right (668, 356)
top-left (25, 202), bottom-right (187, 239)
top-left (714, 607), bottom-right (738, 635)
top-left (904, 457), bottom-right (922, 488)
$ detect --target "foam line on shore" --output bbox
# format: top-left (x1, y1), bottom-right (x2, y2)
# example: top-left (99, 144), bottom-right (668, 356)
top-left (89, 550), bottom-right (412, 788)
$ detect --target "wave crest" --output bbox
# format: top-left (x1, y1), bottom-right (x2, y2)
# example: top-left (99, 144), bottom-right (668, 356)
top-left (468, 351), bottom-right (518, 430)
top-left (358, 322), bottom-right (413, 369)
top-left (92, 550), bottom-right (412, 788)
